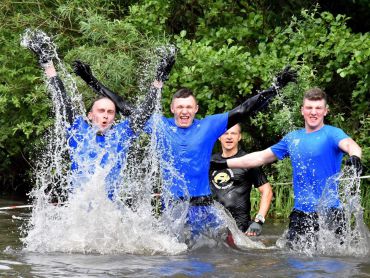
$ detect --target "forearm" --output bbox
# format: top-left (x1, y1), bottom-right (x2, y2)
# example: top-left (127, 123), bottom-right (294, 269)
top-left (129, 83), bottom-right (161, 132)
top-left (227, 87), bottom-right (277, 128)
top-left (347, 140), bottom-right (362, 158)
top-left (339, 138), bottom-right (362, 158)
top-left (257, 183), bottom-right (273, 218)
top-left (227, 151), bottom-right (267, 169)
top-left (48, 76), bottom-right (74, 124)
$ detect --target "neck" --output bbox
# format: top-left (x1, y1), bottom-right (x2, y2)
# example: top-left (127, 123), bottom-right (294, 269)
top-left (305, 123), bottom-right (324, 133)
top-left (222, 147), bottom-right (238, 158)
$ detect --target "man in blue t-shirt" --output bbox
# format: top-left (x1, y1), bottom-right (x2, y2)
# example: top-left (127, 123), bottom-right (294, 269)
top-left (80, 61), bottom-right (297, 238)
top-left (144, 64), bottom-right (296, 238)
top-left (211, 88), bottom-right (363, 245)
top-left (24, 29), bottom-right (170, 200)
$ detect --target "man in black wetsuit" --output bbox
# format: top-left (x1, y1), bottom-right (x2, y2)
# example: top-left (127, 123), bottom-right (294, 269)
top-left (210, 123), bottom-right (272, 236)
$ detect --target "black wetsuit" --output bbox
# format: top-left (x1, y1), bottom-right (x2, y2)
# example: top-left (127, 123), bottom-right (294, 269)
top-left (209, 149), bottom-right (268, 232)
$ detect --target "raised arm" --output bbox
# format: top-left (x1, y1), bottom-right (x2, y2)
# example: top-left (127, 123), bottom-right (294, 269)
top-left (21, 29), bottom-right (74, 124)
top-left (227, 66), bottom-right (297, 129)
top-left (129, 45), bottom-right (176, 132)
top-left (72, 60), bottom-right (134, 116)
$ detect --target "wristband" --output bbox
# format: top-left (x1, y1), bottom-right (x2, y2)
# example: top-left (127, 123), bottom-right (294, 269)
top-left (255, 213), bottom-right (265, 224)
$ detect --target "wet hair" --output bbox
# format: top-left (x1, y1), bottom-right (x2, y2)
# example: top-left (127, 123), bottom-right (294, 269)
top-left (303, 88), bottom-right (327, 105)
top-left (171, 88), bottom-right (197, 104)
top-left (87, 96), bottom-right (117, 113)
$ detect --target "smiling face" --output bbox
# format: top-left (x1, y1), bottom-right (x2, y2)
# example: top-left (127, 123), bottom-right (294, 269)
top-left (170, 96), bottom-right (199, 128)
top-left (88, 97), bottom-right (116, 132)
top-left (219, 124), bottom-right (241, 155)
top-left (301, 98), bottom-right (328, 133)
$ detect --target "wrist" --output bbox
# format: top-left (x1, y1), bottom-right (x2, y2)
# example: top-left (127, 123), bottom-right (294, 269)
top-left (255, 213), bottom-right (265, 224)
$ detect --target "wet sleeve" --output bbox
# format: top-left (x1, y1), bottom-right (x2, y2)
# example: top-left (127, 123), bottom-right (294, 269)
top-left (330, 126), bottom-right (349, 147)
top-left (248, 167), bottom-right (268, 188)
top-left (270, 136), bottom-right (290, 160)
top-left (129, 86), bottom-right (160, 133)
top-left (48, 76), bottom-right (74, 124)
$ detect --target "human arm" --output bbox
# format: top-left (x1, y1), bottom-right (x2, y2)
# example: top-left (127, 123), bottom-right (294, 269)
top-left (339, 137), bottom-right (363, 175)
top-left (21, 29), bottom-right (74, 124)
top-left (245, 182), bottom-right (273, 236)
top-left (227, 66), bottom-right (297, 129)
top-left (72, 60), bottom-right (134, 116)
top-left (128, 46), bottom-right (176, 132)
top-left (229, 148), bottom-right (277, 168)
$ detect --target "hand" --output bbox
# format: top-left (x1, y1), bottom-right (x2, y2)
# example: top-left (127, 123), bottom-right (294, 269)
top-left (72, 60), bottom-right (95, 84)
top-left (245, 221), bottom-right (263, 236)
top-left (273, 66), bottom-right (298, 89)
top-left (345, 155), bottom-right (363, 176)
top-left (155, 45), bottom-right (176, 82)
top-left (21, 29), bottom-right (56, 65)
top-left (210, 159), bottom-right (228, 171)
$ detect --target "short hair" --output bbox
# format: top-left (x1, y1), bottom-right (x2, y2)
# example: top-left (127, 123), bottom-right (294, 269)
top-left (87, 96), bottom-right (117, 113)
top-left (171, 88), bottom-right (197, 104)
top-left (231, 123), bottom-right (242, 133)
top-left (303, 88), bottom-right (327, 104)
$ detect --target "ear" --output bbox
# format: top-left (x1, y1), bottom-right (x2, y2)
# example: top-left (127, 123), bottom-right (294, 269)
top-left (170, 103), bottom-right (175, 114)
top-left (88, 111), bottom-right (93, 121)
top-left (324, 105), bottom-right (330, 116)
top-left (195, 104), bottom-right (199, 113)
top-left (237, 133), bottom-right (242, 142)
top-left (301, 106), bottom-right (304, 116)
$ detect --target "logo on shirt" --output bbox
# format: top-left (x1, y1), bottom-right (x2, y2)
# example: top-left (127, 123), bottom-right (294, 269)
top-left (211, 169), bottom-right (234, 189)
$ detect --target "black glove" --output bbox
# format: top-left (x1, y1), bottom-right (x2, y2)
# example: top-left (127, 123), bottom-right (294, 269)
top-left (72, 60), bottom-right (95, 85)
top-left (210, 160), bottom-right (228, 171)
top-left (273, 65), bottom-right (298, 90)
top-left (155, 45), bottom-right (176, 82)
top-left (345, 155), bottom-right (363, 176)
top-left (21, 29), bottom-right (56, 65)
top-left (246, 221), bottom-right (263, 236)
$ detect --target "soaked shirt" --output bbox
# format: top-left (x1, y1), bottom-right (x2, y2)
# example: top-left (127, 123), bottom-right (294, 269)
top-left (145, 113), bottom-right (228, 198)
top-left (68, 116), bottom-right (135, 199)
top-left (271, 125), bottom-right (348, 213)
top-left (210, 149), bottom-right (268, 232)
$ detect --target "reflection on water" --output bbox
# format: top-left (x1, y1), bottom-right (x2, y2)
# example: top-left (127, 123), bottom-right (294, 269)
top-left (1, 199), bottom-right (369, 277)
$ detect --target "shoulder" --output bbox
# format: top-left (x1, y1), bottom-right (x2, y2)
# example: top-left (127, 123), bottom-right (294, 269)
top-left (204, 112), bottom-right (228, 122)
top-left (235, 149), bottom-right (247, 157)
top-left (211, 152), bottom-right (223, 160)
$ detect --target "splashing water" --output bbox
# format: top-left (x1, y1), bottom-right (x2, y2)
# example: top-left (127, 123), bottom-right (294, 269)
top-left (20, 32), bottom-right (269, 254)
top-left (277, 167), bottom-right (370, 257)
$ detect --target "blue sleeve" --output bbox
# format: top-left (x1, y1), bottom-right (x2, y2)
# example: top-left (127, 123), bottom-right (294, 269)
top-left (143, 114), bottom-right (163, 135)
top-left (329, 126), bottom-right (349, 146)
top-left (270, 136), bottom-right (290, 160)
top-left (204, 112), bottom-right (229, 139)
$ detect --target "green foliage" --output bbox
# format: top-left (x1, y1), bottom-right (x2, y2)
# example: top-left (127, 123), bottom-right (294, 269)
top-left (0, 1), bottom-right (369, 223)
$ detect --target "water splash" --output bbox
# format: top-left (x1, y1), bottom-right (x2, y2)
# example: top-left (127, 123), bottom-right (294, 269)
top-left (277, 167), bottom-right (370, 257)
top-left (20, 30), bottom-right (267, 254)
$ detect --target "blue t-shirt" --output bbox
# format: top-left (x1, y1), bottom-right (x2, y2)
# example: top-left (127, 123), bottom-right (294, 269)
top-left (145, 113), bottom-right (229, 198)
top-left (270, 125), bottom-right (349, 213)
top-left (67, 116), bottom-right (135, 199)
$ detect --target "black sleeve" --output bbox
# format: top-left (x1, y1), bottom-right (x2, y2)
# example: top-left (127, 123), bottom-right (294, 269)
top-left (129, 85), bottom-right (160, 133)
top-left (227, 87), bottom-right (276, 129)
top-left (85, 79), bottom-right (134, 117)
top-left (227, 66), bottom-right (297, 129)
top-left (48, 76), bottom-right (74, 125)
top-left (248, 167), bottom-right (268, 188)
